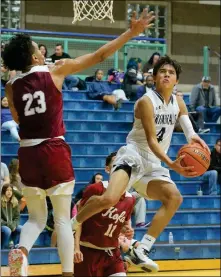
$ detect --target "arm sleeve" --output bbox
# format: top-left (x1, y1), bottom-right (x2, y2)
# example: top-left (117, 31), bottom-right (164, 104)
top-left (178, 115), bottom-right (197, 143)
top-left (190, 86), bottom-right (199, 111)
top-left (80, 183), bottom-right (103, 207)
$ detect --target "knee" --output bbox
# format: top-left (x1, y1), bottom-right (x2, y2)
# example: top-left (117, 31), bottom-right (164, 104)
top-left (2, 226), bottom-right (12, 237)
top-left (210, 170), bottom-right (218, 179)
top-left (163, 190), bottom-right (183, 210)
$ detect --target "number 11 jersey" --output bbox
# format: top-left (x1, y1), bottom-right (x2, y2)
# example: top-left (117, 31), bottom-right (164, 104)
top-left (127, 88), bottom-right (180, 163)
top-left (11, 65), bottom-right (65, 139)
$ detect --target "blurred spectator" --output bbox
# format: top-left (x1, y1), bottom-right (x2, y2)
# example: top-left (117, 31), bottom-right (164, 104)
top-left (208, 139), bottom-right (221, 192)
top-left (136, 75), bottom-right (155, 99)
top-left (8, 159), bottom-right (26, 212)
top-left (50, 43), bottom-right (71, 62)
top-left (174, 91), bottom-right (210, 134)
top-left (123, 58), bottom-right (144, 101)
top-left (45, 197), bottom-right (57, 247)
top-left (1, 162), bottom-right (10, 188)
top-left (1, 184), bottom-right (21, 249)
top-left (107, 68), bottom-right (124, 84)
top-left (143, 52), bottom-right (161, 77)
top-left (50, 44), bottom-right (79, 90)
top-left (190, 76), bottom-right (221, 122)
top-left (1, 97), bottom-right (20, 141)
top-left (136, 58), bottom-right (144, 83)
top-left (129, 188), bottom-right (149, 228)
top-left (88, 69), bottom-right (127, 110)
top-left (39, 44), bottom-right (53, 65)
top-left (200, 170), bottom-right (219, 195)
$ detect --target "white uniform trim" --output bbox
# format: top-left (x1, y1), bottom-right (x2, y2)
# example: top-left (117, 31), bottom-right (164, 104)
top-left (20, 136), bottom-right (65, 147)
top-left (9, 65), bottom-right (49, 85)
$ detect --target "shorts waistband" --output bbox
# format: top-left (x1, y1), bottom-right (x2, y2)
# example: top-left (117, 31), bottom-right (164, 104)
top-left (20, 136), bottom-right (65, 147)
top-left (80, 241), bottom-right (115, 251)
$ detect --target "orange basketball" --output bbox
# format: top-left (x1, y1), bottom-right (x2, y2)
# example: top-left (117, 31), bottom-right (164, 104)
top-left (178, 143), bottom-right (211, 176)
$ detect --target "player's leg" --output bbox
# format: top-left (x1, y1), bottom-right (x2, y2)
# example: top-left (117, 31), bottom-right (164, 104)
top-left (49, 193), bottom-right (74, 276)
top-left (75, 165), bottom-right (131, 226)
top-left (105, 248), bottom-right (127, 277)
top-left (9, 193), bottom-right (48, 277)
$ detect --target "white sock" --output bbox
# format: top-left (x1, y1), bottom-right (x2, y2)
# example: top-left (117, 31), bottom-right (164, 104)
top-left (139, 234), bottom-right (156, 252)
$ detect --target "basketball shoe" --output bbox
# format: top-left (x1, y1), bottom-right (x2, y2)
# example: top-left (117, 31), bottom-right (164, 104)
top-left (124, 244), bottom-right (159, 273)
top-left (8, 249), bottom-right (28, 276)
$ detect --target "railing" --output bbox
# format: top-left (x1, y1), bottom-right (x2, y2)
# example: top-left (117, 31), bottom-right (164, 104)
top-left (1, 29), bottom-right (166, 78)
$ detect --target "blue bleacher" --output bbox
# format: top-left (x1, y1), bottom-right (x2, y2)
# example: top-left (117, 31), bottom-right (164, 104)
top-left (1, 84), bottom-right (220, 265)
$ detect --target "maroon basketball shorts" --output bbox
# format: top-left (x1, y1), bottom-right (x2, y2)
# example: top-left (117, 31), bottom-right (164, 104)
top-left (74, 246), bottom-right (126, 277)
top-left (18, 138), bottom-right (75, 190)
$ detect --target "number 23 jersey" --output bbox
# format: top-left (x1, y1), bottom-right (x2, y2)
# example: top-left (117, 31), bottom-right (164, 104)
top-left (11, 65), bottom-right (65, 139)
top-left (127, 88), bottom-right (180, 163)
top-left (80, 182), bottom-right (135, 249)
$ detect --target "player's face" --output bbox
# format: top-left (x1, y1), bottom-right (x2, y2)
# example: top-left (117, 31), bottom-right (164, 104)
top-left (5, 187), bottom-right (13, 199)
top-left (96, 70), bottom-right (104, 80)
top-left (95, 174), bottom-right (103, 183)
top-left (32, 42), bottom-right (45, 66)
top-left (154, 64), bottom-right (178, 91)
top-left (1, 97), bottom-right (8, 108)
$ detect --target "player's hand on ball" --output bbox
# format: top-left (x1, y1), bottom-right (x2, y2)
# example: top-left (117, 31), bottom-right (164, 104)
top-left (190, 134), bottom-right (211, 154)
top-left (170, 155), bottom-right (198, 177)
top-left (130, 8), bottom-right (155, 36)
top-left (74, 249), bottom-right (83, 263)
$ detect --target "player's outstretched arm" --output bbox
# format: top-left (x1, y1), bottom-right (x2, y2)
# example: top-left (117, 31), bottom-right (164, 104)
top-left (137, 97), bottom-right (198, 177)
top-left (51, 9), bottom-right (155, 77)
top-left (176, 96), bottom-right (210, 152)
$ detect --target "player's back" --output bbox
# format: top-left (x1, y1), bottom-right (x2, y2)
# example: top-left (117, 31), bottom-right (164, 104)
top-left (80, 182), bottom-right (135, 249)
top-left (127, 88), bottom-right (180, 162)
top-left (11, 65), bottom-right (65, 139)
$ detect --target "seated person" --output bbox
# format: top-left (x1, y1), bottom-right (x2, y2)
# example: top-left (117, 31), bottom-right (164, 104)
top-left (174, 91), bottom-right (210, 133)
top-left (143, 52), bottom-right (161, 77)
top-left (190, 76), bottom-right (221, 123)
top-left (123, 58), bottom-right (144, 101)
top-left (1, 97), bottom-right (20, 141)
top-left (1, 184), bottom-right (22, 249)
top-left (88, 69), bottom-right (127, 110)
top-left (1, 162), bottom-right (10, 188)
top-left (137, 75), bottom-right (155, 100)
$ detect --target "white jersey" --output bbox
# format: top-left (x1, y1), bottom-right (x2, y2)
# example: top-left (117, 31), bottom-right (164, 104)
top-left (126, 88), bottom-right (180, 163)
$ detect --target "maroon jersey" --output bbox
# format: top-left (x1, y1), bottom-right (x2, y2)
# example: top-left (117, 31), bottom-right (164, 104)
top-left (80, 182), bottom-right (135, 249)
top-left (11, 65), bottom-right (65, 139)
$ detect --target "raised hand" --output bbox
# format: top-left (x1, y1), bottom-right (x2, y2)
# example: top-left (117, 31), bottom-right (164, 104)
top-left (130, 8), bottom-right (155, 36)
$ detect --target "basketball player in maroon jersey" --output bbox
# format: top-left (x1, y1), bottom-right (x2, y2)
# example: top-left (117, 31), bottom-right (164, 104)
top-left (2, 9), bottom-right (155, 277)
top-left (74, 153), bottom-right (136, 277)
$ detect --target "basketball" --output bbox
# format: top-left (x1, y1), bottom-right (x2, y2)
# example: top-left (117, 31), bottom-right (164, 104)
top-left (178, 143), bottom-right (211, 176)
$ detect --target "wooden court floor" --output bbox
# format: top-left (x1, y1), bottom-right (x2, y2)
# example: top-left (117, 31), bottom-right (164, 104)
top-left (1, 260), bottom-right (220, 276)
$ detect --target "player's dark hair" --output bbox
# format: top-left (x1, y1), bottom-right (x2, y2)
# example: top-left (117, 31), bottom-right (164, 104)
top-left (153, 55), bottom-right (182, 80)
top-left (216, 139), bottom-right (221, 145)
top-left (2, 34), bottom-right (35, 71)
top-left (105, 152), bottom-right (117, 166)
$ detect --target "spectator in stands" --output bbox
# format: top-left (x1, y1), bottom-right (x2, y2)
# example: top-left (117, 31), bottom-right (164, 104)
top-left (1, 184), bottom-right (21, 249)
top-left (137, 75), bottom-right (155, 99)
top-left (1, 162), bottom-right (10, 188)
top-left (129, 188), bottom-right (150, 228)
top-left (200, 169), bottom-right (219, 195)
top-left (174, 91), bottom-right (210, 133)
top-left (88, 69), bottom-right (127, 110)
top-left (190, 76), bottom-right (221, 122)
top-left (143, 52), bottom-right (161, 77)
top-left (1, 97), bottom-right (20, 141)
top-left (8, 159), bottom-right (26, 212)
top-left (123, 58), bottom-right (144, 101)
top-left (50, 43), bottom-right (79, 90)
top-left (39, 44), bottom-right (53, 65)
top-left (208, 139), bottom-right (221, 193)
top-left (136, 58), bottom-right (144, 83)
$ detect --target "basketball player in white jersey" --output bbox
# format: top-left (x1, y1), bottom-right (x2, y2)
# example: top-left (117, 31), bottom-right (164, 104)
top-left (72, 55), bottom-right (210, 272)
